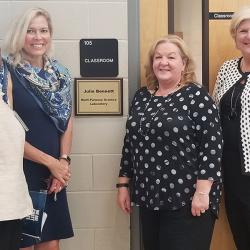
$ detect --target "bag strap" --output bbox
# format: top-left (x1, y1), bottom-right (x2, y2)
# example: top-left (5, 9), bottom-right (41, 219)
top-left (7, 72), bottom-right (13, 109)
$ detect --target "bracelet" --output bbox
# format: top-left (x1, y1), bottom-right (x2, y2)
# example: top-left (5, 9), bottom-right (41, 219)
top-left (198, 191), bottom-right (209, 195)
top-left (116, 183), bottom-right (129, 188)
top-left (59, 154), bottom-right (71, 165)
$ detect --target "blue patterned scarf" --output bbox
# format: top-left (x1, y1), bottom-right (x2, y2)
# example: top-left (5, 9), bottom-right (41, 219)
top-left (1, 56), bottom-right (72, 133)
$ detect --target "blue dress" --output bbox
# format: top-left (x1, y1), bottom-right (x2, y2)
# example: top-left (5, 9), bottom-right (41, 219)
top-left (10, 66), bottom-right (74, 247)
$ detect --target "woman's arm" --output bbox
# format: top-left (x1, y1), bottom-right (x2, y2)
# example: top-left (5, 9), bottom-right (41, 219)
top-left (49, 64), bottom-right (73, 193)
top-left (117, 130), bottom-right (133, 215)
top-left (191, 180), bottom-right (213, 216)
top-left (117, 91), bottom-right (141, 214)
top-left (117, 176), bottom-right (131, 214)
top-left (24, 142), bottom-right (70, 185)
top-left (60, 116), bottom-right (73, 156)
top-left (49, 116), bottom-right (73, 193)
top-left (189, 86), bottom-right (223, 216)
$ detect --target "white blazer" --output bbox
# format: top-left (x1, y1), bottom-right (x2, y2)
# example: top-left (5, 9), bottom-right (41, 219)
top-left (213, 58), bottom-right (250, 174)
top-left (0, 90), bottom-right (33, 221)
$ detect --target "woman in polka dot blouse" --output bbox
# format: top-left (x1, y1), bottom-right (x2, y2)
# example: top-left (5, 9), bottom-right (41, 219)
top-left (117, 35), bottom-right (222, 250)
top-left (213, 7), bottom-right (250, 250)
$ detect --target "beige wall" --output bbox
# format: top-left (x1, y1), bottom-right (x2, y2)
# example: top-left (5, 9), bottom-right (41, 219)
top-left (0, 1), bottom-right (129, 250)
top-left (174, 0), bottom-right (202, 83)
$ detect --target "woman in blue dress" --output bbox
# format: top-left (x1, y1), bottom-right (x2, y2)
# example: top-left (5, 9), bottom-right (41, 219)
top-left (0, 7), bottom-right (74, 250)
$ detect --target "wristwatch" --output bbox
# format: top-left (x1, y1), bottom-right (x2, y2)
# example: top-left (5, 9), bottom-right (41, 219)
top-left (116, 183), bottom-right (129, 188)
top-left (59, 154), bottom-right (71, 165)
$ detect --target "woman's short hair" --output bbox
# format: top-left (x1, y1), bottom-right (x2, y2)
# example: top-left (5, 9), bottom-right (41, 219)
top-left (3, 7), bottom-right (53, 65)
top-left (145, 34), bottom-right (196, 90)
top-left (230, 6), bottom-right (250, 39)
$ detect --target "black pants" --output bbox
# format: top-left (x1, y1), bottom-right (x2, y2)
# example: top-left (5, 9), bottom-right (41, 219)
top-left (0, 219), bottom-right (21, 250)
top-left (140, 205), bottom-right (215, 250)
top-left (225, 197), bottom-right (250, 250)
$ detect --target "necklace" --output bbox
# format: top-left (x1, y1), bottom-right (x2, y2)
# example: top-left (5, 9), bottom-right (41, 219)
top-left (228, 81), bottom-right (245, 120)
top-left (228, 86), bottom-right (240, 120)
top-left (240, 58), bottom-right (250, 74)
top-left (139, 83), bottom-right (181, 137)
top-left (155, 82), bottom-right (181, 97)
top-left (138, 94), bottom-right (165, 137)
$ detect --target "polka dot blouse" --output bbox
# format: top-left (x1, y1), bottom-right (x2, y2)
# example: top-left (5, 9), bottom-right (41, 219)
top-left (119, 83), bottom-right (223, 214)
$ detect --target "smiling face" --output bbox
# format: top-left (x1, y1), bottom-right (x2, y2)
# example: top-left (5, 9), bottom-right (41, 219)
top-left (152, 42), bottom-right (186, 87)
top-left (235, 19), bottom-right (250, 56)
top-left (22, 15), bottom-right (51, 67)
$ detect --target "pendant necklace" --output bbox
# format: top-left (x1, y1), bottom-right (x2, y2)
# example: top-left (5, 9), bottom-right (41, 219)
top-left (139, 83), bottom-right (181, 136)
top-left (228, 58), bottom-right (248, 120)
top-left (228, 85), bottom-right (241, 120)
top-left (138, 94), bottom-right (165, 137)
top-left (228, 74), bottom-right (247, 120)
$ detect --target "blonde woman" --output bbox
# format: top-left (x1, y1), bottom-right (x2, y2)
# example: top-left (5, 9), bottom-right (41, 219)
top-left (213, 6), bottom-right (250, 250)
top-left (0, 7), bottom-right (73, 250)
top-left (117, 35), bottom-right (222, 250)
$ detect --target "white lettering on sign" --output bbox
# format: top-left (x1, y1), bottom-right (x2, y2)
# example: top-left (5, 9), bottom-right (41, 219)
top-left (214, 13), bottom-right (233, 19)
top-left (84, 58), bottom-right (114, 63)
top-left (84, 40), bottom-right (93, 46)
top-left (95, 89), bottom-right (114, 93)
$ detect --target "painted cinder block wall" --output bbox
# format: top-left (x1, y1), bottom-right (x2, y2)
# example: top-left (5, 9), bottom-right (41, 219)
top-left (0, 1), bottom-right (129, 250)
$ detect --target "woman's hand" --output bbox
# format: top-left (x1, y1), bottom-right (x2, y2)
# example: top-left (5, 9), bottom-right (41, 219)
top-left (48, 178), bottom-right (64, 194)
top-left (117, 187), bottom-right (131, 214)
top-left (24, 142), bottom-right (71, 185)
top-left (191, 191), bottom-right (209, 216)
top-left (47, 157), bottom-right (70, 185)
top-left (59, 157), bottom-right (70, 169)
top-left (59, 158), bottom-right (71, 186)
top-left (191, 179), bottom-right (212, 216)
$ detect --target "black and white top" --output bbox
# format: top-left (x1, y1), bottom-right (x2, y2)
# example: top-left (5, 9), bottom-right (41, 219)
top-left (119, 83), bottom-right (222, 214)
top-left (213, 58), bottom-right (250, 174)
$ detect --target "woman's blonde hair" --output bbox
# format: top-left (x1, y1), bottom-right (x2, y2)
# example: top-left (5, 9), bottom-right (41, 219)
top-left (2, 7), bottom-right (53, 65)
top-left (230, 6), bottom-right (250, 39)
top-left (145, 34), bottom-right (196, 90)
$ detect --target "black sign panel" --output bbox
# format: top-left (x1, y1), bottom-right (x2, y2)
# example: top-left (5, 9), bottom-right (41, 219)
top-left (209, 12), bottom-right (234, 20)
top-left (80, 39), bottom-right (118, 77)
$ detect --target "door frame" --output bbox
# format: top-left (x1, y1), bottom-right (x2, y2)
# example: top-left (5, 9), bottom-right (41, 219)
top-left (202, 0), bottom-right (209, 91)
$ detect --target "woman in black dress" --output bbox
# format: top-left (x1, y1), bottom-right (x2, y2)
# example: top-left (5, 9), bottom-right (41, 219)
top-left (117, 35), bottom-right (222, 250)
top-left (0, 7), bottom-right (73, 250)
top-left (213, 7), bottom-right (250, 250)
